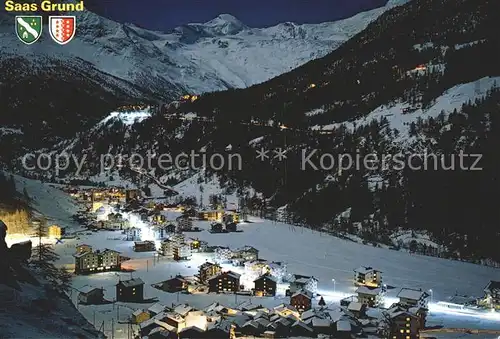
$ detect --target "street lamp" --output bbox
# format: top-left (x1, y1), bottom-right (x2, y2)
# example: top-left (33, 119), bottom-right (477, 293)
top-left (332, 279), bottom-right (336, 294)
top-left (429, 289), bottom-right (433, 303)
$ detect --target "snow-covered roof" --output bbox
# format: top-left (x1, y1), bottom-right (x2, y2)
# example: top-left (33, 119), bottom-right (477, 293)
top-left (485, 281), bottom-right (500, 294)
top-left (73, 251), bottom-right (94, 258)
top-left (274, 303), bottom-right (298, 313)
top-left (326, 309), bottom-right (345, 323)
top-left (347, 302), bottom-right (364, 312)
top-left (132, 309), bottom-right (147, 316)
top-left (397, 288), bottom-right (428, 300)
top-left (118, 278), bottom-right (144, 287)
top-left (243, 320), bottom-right (259, 329)
top-left (254, 273), bottom-right (277, 283)
top-left (353, 266), bottom-right (380, 274)
top-left (174, 304), bottom-right (193, 316)
top-left (356, 286), bottom-right (381, 295)
top-left (336, 320), bottom-right (352, 332)
top-left (209, 270), bottom-right (241, 281)
top-left (311, 317), bottom-right (331, 328)
top-left (179, 326), bottom-right (203, 334)
top-left (78, 286), bottom-right (101, 294)
top-left (236, 245), bottom-right (258, 253)
top-left (147, 327), bottom-right (170, 338)
top-left (291, 289), bottom-right (313, 299)
top-left (148, 302), bottom-right (167, 314)
top-left (386, 310), bottom-right (417, 320)
top-left (255, 317), bottom-right (270, 327)
top-left (291, 320), bottom-right (313, 332)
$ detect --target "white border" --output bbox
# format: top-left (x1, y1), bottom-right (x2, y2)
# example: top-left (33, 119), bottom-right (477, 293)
top-left (48, 16), bottom-right (76, 45)
top-left (15, 15), bottom-right (43, 45)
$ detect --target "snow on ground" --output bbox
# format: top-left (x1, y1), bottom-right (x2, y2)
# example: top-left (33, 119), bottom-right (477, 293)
top-left (391, 229), bottom-right (442, 249)
top-left (0, 127), bottom-right (23, 135)
top-left (311, 76), bottom-right (500, 140)
top-left (97, 109), bottom-right (152, 127)
top-left (51, 214), bottom-right (500, 338)
top-left (168, 171), bottom-right (246, 208)
top-left (12, 174), bottom-right (79, 228)
top-left (0, 280), bottom-right (103, 338)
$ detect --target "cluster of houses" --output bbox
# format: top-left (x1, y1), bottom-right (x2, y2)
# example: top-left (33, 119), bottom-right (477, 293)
top-left (128, 283), bottom-right (434, 339)
top-left (133, 300), bottom-right (363, 339)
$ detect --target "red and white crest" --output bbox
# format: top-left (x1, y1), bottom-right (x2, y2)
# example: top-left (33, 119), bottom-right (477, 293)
top-left (49, 16), bottom-right (76, 45)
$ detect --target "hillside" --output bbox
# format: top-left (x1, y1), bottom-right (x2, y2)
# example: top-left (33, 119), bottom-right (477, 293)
top-left (0, 1), bottom-right (408, 155)
top-left (30, 0), bottom-right (500, 264)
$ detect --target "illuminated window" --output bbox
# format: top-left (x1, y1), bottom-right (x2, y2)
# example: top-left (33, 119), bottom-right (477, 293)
top-left (400, 329), bottom-right (404, 333)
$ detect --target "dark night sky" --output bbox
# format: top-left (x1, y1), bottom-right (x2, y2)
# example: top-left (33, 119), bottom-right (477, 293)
top-left (84, 0), bottom-right (389, 32)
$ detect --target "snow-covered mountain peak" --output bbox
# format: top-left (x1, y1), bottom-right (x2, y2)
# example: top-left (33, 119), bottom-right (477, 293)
top-left (203, 14), bottom-right (248, 35)
top-left (386, 0), bottom-right (411, 7)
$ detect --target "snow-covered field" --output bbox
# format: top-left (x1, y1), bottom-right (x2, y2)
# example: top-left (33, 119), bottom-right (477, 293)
top-left (5, 176), bottom-right (500, 338)
top-left (50, 217), bottom-right (500, 338)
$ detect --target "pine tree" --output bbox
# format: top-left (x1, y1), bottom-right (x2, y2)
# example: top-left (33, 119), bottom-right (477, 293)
top-left (30, 220), bottom-right (71, 293)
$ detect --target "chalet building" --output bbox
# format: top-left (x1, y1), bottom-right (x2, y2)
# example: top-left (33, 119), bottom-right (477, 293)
top-left (76, 244), bottom-right (92, 255)
top-left (153, 225), bottom-right (170, 240)
top-left (188, 238), bottom-right (207, 253)
top-left (397, 288), bottom-right (429, 309)
top-left (290, 290), bottom-right (313, 313)
top-left (160, 275), bottom-right (189, 293)
top-left (208, 271), bottom-right (241, 293)
top-left (288, 274), bottom-right (318, 295)
top-left (385, 309), bottom-right (421, 339)
top-left (73, 248), bottom-right (121, 274)
top-left (152, 213), bottom-right (167, 224)
top-left (199, 262), bottom-right (222, 283)
top-left (47, 224), bottom-right (65, 238)
top-left (126, 227), bottom-right (142, 241)
top-left (116, 278), bottom-right (144, 302)
top-left (165, 223), bottom-right (177, 233)
top-left (483, 280), bottom-right (500, 309)
top-left (356, 286), bottom-right (384, 307)
top-left (160, 234), bottom-right (192, 260)
top-left (347, 302), bottom-right (367, 318)
top-left (134, 241), bottom-right (156, 252)
top-left (353, 266), bottom-right (382, 288)
top-left (107, 213), bottom-right (128, 229)
top-left (199, 210), bottom-right (224, 221)
top-left (254, 273), bottom-right (277, 297)
top-left (177, 215), bottom-right (193, 231)
top-left (234, 245), bottom-right (259, 261)
top-left (132, 309), bottom-right (151, 324)
top-left (77, 287), bottom-right (104, 305)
